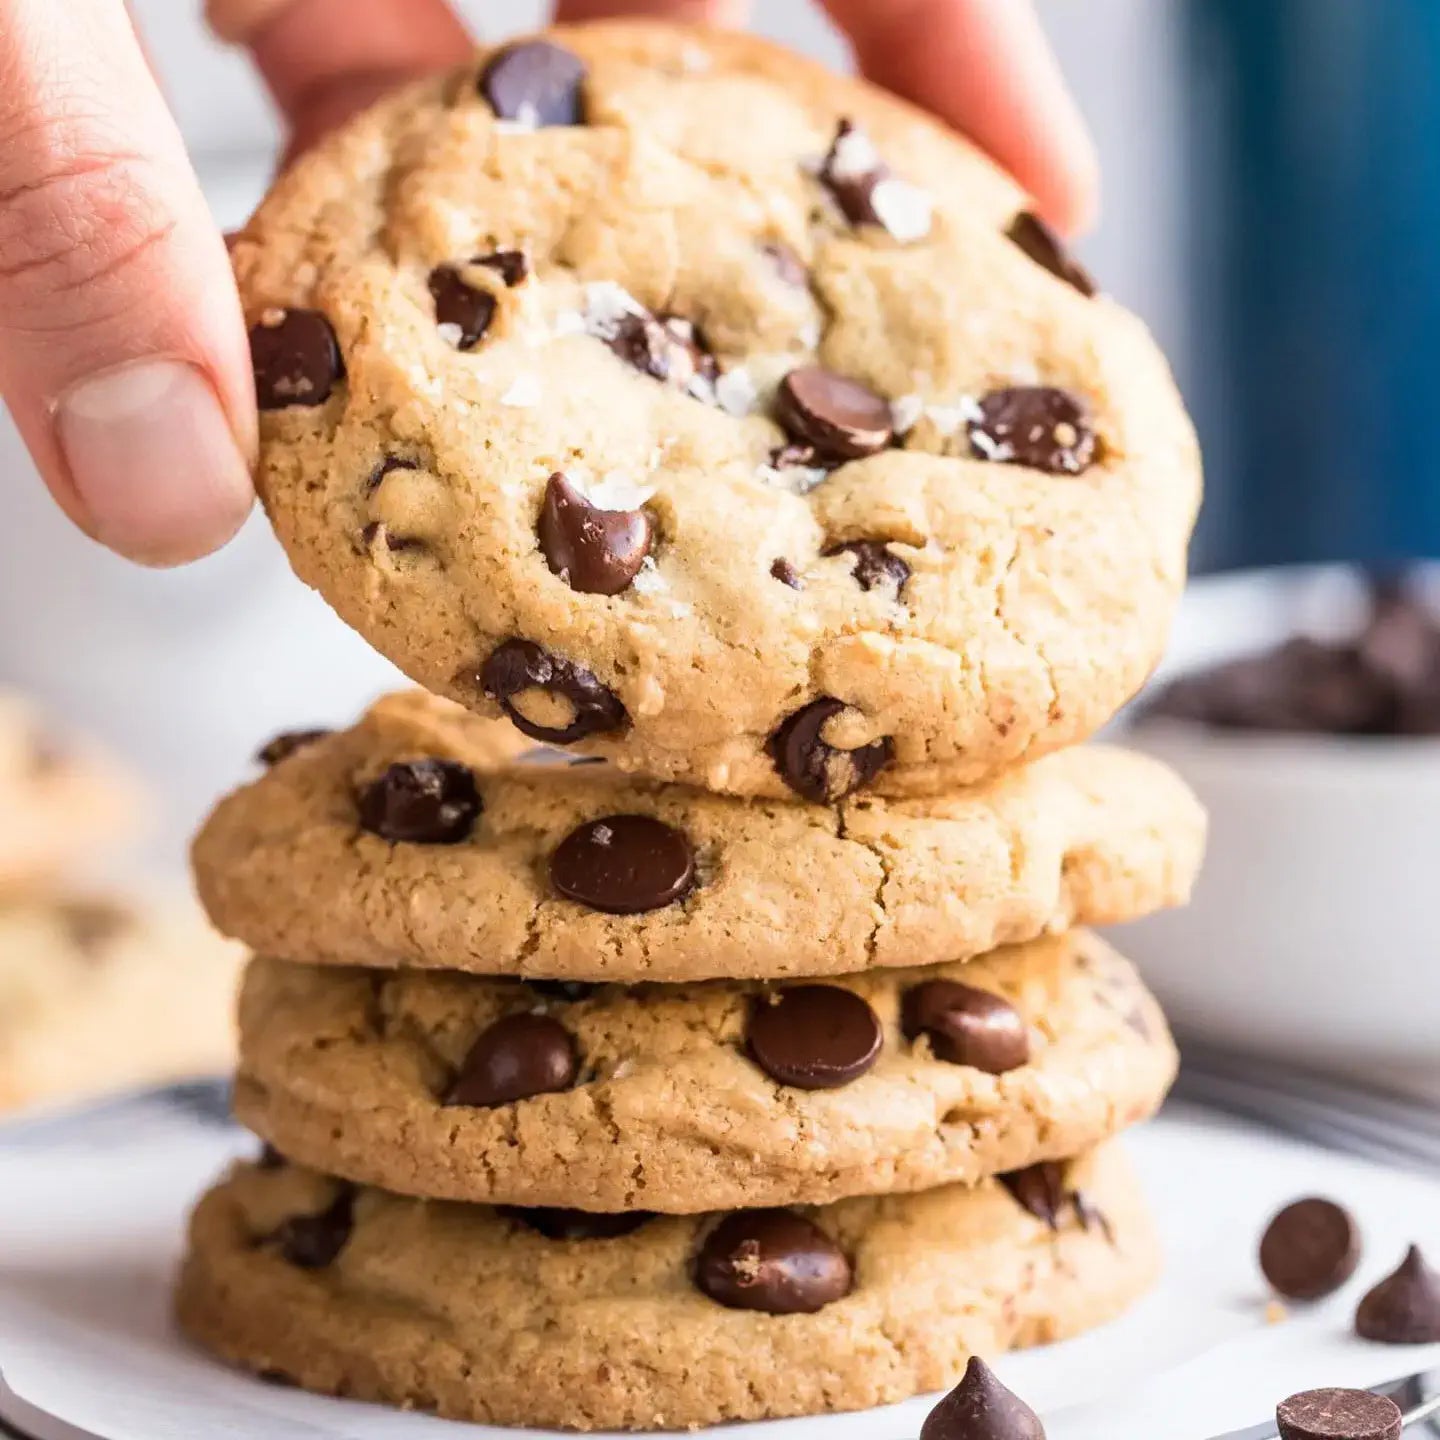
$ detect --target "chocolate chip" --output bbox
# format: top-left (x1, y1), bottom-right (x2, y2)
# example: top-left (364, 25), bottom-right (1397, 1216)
top-left (824, 540), bottom-right (910, 596)
top-left (479, 639), bottom-right (628, 744)
top-left (367, 456), bottom-right (418, 492)
top-left (256, 1143), bottom-right (286, 1171)
top-left (503, 1207), bottom-right (652, 1240)
top-left (429, 265), bottom-right (498, 350)
top-left (747, 986), bottom-right (883, 1090)
top-left (1001, 1162), bottom-right (1076, 1229)
top-left (1276, 1388), bottom-right (1402, 1440)
top-left (920, 1356), bottom-right (1045, 1440)
top-left (695, 1209), bottom-right (852, 1314)
top-left (768, 697), bottom-right (894, 803)
top-left (770, 558), bottom-right (804, 590)
top-left (770, 442), bottom-right (825, 471)
top-left (1006, 211), bottom-right (1098, 298)
top-left (761, 240), bottom-right (809, 288)
top-left (250, 308), bottom-right (343, 409)
top-left (445, 1012), bottom-right (579, 1108)
top-left (255, 728), bottom-right (331, 766)
top-left (538, 473), bottom-right (653, 595)
top-left (479, 40), bottom-right (586, 127)
top-left (528, 979), bottom-right (600, 1003)
top-left (549, 814), bottom-right (696, 915)
top-left (357, 759), bottom-right (480, 844)
top-left (1260, 1198), bottom-right (1361, 1301)
top-left (478, 249), bottom-right (529, 286)
top-left (1355, 1245), bottom-right (1440, 1343)
top-left (970, 387), bottom-right (1097, 475)
top-left (608, 312), bottom-right (716, 392)
top-left (902, 980), bottom-right (1030, 1075)
top-left (775, 366), bottom-right (893, 461)
top-left (816, 119), bottom-right (931, 243)
top-left (270, 1188), bottom-right (355, 1269)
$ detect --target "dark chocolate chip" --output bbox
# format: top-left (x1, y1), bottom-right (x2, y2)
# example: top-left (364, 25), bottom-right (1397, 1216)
top-left (607, 312), bottom-right (715, 392)
top-left (549, 814), bottom-right (695, 915)
top-left (920, 1356), bottom-right (1046, 1440)
top-left (479, 39), bottom-right (587, 126)
top-left (250, 308), bottom-right (343, 409)
top-left (775, 365), bottom-right (893, 461)
top-left (429, 265), bottom-right (498, 350)
top-left (902, 980), bottom-right (1030, 1074)
top-left (747, 985), bottom-right (883, 1090)
top-left (969, 387), bottom-right (1097, 475)
top-left (256, 1143), bottom-right (287, 1171)
top-left (695, 1209), bottom-right (852, 1314)
top-left (1276, 1388), bottom-right (1402, 1440)
top-left (479, 639), bottom-right (628, 744)
top-left (477, 249), bottom-right (529, 286)
top-left (502, 1207), bottom-right (653, 1240)
top-left (1355, 1245), bottom-right (1440, 1344)
top-left (767, 697), bottom-right (894, 803)
top-left (815, 118), bottom-right (930, 241)
top-left (255, 728), bottom-right (331, 766)
top-left (357, 759), bottom-right (480, 844)
top-left (771, 558), bottom-right (804, 590)
top-left (445, 1012), bottom-right (578, 1107)
top-left (824, 540), bottom-right (910, 595)
top-left (367, 456), bottom-right (419, 492)
top-left (1006, 211), bottom-right (1098, 298)
top-left (1001, 1162), bottom-right (1075, 1229)
top-left (761, 240), bottom-right (809, 288)
top-left (1260, 1197), bottom-right (1361, 1301)
top-left (270, 1188), bottom-right (355, 1269)
top-left (538, 472), bottom-right (653, 595)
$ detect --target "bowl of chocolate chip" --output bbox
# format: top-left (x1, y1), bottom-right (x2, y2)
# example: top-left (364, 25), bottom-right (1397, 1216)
top-left (1119, 565), bottom-right (1440, 1092)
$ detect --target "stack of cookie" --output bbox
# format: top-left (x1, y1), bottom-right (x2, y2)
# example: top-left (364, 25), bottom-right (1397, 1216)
top-left (177, 21), bottom-right (1205, 1431)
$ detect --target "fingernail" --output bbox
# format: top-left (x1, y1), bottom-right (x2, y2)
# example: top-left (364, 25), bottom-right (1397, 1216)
top-left (57, 360), bottom-right (254, 566)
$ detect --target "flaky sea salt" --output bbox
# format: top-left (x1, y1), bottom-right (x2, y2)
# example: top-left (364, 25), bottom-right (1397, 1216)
top-left (870, 177), bottom-right (933, 243)
top-left (436, 321), bottom-right (464, 349)
top-left (890, 394), bottom-right (925, 435)
top-left (714, 367), bottom-right (759, 418)
top-left (582, 281), bottom-right (646, 341)
top-left (757, 461), bottom-right (830, 496)
top-left (573, 468), bottom-right (655, 511)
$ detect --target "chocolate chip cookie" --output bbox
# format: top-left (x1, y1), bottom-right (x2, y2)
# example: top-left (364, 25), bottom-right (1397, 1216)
top-left (176, 1141), bottom-right (1157, 1430)
top-left (231, 21), bottom-right (1201, 800)
top-left (192, 692), bottom-right (1205, 981)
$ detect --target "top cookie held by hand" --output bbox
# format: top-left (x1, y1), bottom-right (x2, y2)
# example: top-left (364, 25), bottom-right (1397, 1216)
top-left (233, 21), bottom-right (1200, 800)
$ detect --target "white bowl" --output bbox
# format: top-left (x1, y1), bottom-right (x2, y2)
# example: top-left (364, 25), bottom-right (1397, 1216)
top-left (1118, 565), bottom-right (1440, 1097)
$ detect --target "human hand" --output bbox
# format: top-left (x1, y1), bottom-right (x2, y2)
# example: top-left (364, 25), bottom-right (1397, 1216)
top-left (0, 0), bottom-right (1094, 568)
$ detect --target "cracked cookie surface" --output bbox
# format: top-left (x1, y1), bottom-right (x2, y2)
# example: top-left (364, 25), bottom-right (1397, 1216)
top-left (177, 1141), bottom-right (1156, 1430)
top-left (232, 20), bottom-right (1201, 800)
top-left (192, 691), bottom-right (1205, 981)
top-left (234, 930), bottom-right (1175, 1211)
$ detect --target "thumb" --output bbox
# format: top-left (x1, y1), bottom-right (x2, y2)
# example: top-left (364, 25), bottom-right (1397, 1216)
top-left (0, 0), bottom-right (255, 566)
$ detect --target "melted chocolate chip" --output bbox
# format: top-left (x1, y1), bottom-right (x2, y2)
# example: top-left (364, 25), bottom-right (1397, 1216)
top-left (902, 980), bottom-right (1031, 1074)
top-left (815, 119), bottom-right (930, 242)
top-left (695, 1209), bottom-right (852, 1314)
top-left (1277, 1388), bottom-right (1402, 1440)
top-left (250, 308), bottom-right (343, 409)
top-left (920, 1356), bottom-right (1046, 1440)
top-left (824, 540), bottom-right (910, 595)
top-left (1006, 211), bottom-right (1098, 298)
top-left (479, 639), bottom-right (628, 744)
top-left (768, 697), bottom-right (894, 803)
top-left (255, 728), bottom-right (331, 766)
top-left (479, 40), bottom-right (587, 126)
top-left (538, 473), bottom-right (653, 595)
top-left (549, 814), bottom-right (696, 915)
top-left (608, 312), bottom-right (715, 392)
top-left (1355, 1245), bottom-right (1440, 1344)
top-left (770, 557), bottom-right (804, 590)
top-left (270, 1187), bottom-right (355, 1269)
top-left (367, 456), bottom-right (419, 492)
top-left (478, 249), bottom-right (529, 286)
top-left (503, 1207), bottom-right (652, 1240)
top-left (357, 759), bottom-right (480, 844)
top-left (445, 1012), bottom-right (579, 1108)
top-left (747, 985), bottom-right (883, 1090)
top-left (429, 265), bottom-right (498, 350)
top-left (969, 387), bottom-right (1097, 475)
top-left (527, 979), bottom-right (600, 1003)
top-left (1001, 1162), bottom-right (1074, 1229)
top-left (1260, 1197), bottom-right (1361, 1301)
top-left (775, 366), bottom-right (893, 461)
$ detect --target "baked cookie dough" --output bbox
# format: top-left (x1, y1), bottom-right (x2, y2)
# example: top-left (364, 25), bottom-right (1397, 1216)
top-left (192, 692), bottom-right (1206, 981)
top-left (177, 1141), bottom-right (1157, 1430)
top-left (234, 930), bottom-right (1174, 1211)
top-left (232, 21), bottom-right (1201, 800)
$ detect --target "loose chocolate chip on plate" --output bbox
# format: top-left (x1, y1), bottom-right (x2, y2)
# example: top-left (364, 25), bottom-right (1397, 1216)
top-left (1355, 1245), bottom-right (1440, 1344)
top-left (479, 40), bottom-right (587, 126)
top-left (477, 249), bottom-right (529, 286)
top-left (479, 639), bottom-right (628, 744)
top-left (1001, 1161), bottom-right (1075, 1229)
top-left (1006, 211), bottom-right (1098, 298)
top-left (250, 308), bottom-right (343, 409)
top-left (770, 558), bottom-right (804, 590)
top-left (1276, 1388), bottom-right (1402, 1440)
top-left (695, 1209), bottom-right (852, 1314)
top-left (969, 387), bottom-right (1097, 475)
top-left (920, 1356), bottom-right (1046, 1440)
top-left (357, 758), bottom-right (480, 844)
top-left (902, 980), bottom-right (1031, 1075)
top-left (747, 985), bottom-right (883, 1090)
top-left (446, 1012), bottom-right (579, 1108)
top-left (824, 540), bottom-right (910, 595)
top-left (538, 473), bottom-right (653, 595)
top-left (270, 1188), bottom-right (355, 1269)
top-left (768, 696), bottom-right (894, 803)
top-left (528, 979), bottom-right (600, 1003)
top-left (775, 365), bottom-right (893, 461)
top-left (503, 1207), bottom-right (653, 1240)
top-left (1260, 1197), bottom-right (1361, 1301)
top-left (255, 728), bottom-right (331, 766)
top-left (549, 814), bottom-right (696, 915)
top-left (429, 265), bottom-right (498, 350)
